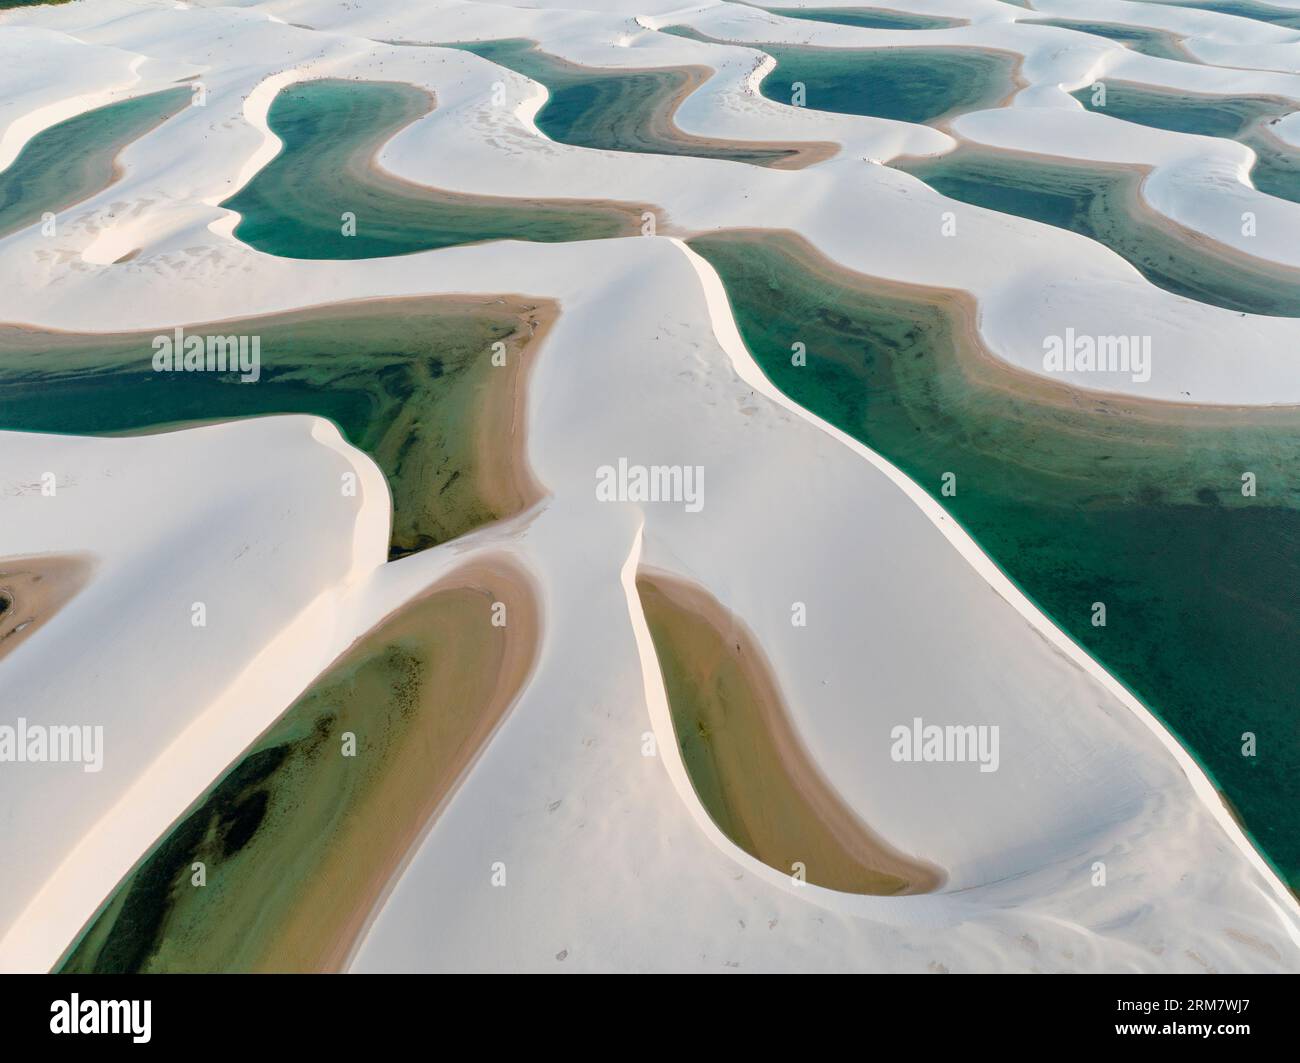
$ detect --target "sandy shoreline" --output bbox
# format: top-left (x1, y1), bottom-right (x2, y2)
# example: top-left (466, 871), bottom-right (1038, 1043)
top-left (713, 225), bottom-right (1300, 421)
top-left (0, 87), bottom-right (189, 241)
top-left (638, 568), bottom-right (943, 896)
top-left (473, 296), bottom-right (556, 530)
top-left (384, 38), bottom-right (840, 169)
top-left (679, 231), bottom-right (1300, 924)
top-left (897, 89), bottom-right (1300, 295)
top-left (57, 552), bottom-right (542, 973)
top-left (306, 554), bottom-right (543, 972)
top-left (664, 65), bottom-right (840, 169)
top-left (910, 141), bottom-right (1300, 313)
top-left (0, 292), bottom-right (560, 556)
top-left (761, 3), bottom-right (974, 29)
top-left (526, 46), bottom-right (841, 169)
top-left (1019, 16), bottom-right (1197, 65)
top-left (351, 79), bottom-right (655, 236)
top-left (668, 26), bottom-right (1027, 131)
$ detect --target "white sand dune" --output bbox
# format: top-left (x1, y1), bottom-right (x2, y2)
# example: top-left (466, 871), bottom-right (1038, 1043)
top-left (0, 0), bottom-right (1296, 973)
top-left (0, 416), bottom-right (390, 968)
top-left (3, 0), bottom-right (1300, 400)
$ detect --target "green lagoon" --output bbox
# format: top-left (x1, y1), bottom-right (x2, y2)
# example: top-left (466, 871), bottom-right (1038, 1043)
top-left (223, 78), bottom-right (642, 259)
top-left (0, 87), bottom-right (190, 240)
top-left (1023, 18), bottom-right (1189, 62)
top-left (451, 39), bottom-right (820, 167)
top-left (638, 571), bottom-right (941, 895)
top-left (759, 5), bottom-right (965, 30)
top-left (690, 230), bottom-right (1300, 890)
top-left (1071, 79), bottom-right (1285, 139)
top-left (896, 144), bottom-right (1300, 317)
top-left (1134, 0), bottom-right (1300, 29)
top-left (1072, 80), bottom-right (1300, 207)
top-left (0, 298), bottom-right (545, 558)
top-left (58, 568), bottom-right (536, 972)
top-left (664, 25), bottom-right (1017, 124)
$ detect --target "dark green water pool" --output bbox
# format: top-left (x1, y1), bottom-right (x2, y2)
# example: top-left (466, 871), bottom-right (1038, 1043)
top-left (1134, 0), bottom-right (1300, 30)
top-left (452, 39), bottom-right (810, 167)
top-left (760, 5), bottom-right (964, 30)
top-left (222, 78), bottom-right (640, 259)
top-left (690, 230), bottom-right (1300, 890)
top-left (0, 87), bottom-right (190, 240)
top-left (0, 299), bottom-right (534, 558)
top-left (1023, 17), bottom-right (1189, 61)
top-left (1071, 79), bottom-right (1285, 139)
top-left (663, 25), bottom-right (1017, 123)
top-left (1072, 80), bottom-right (1300, 208)
top-left (896, 144), bottom-right (1300, 316)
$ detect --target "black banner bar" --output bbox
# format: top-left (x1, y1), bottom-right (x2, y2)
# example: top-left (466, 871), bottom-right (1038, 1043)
top-left (1, 973), bottom-right (1292, 1051)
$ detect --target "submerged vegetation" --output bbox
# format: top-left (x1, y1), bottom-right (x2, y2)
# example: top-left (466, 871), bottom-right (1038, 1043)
top-left (60, 567), bottom-right (537, 972)
top-left (0, 297), bottom-right (549, 558)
